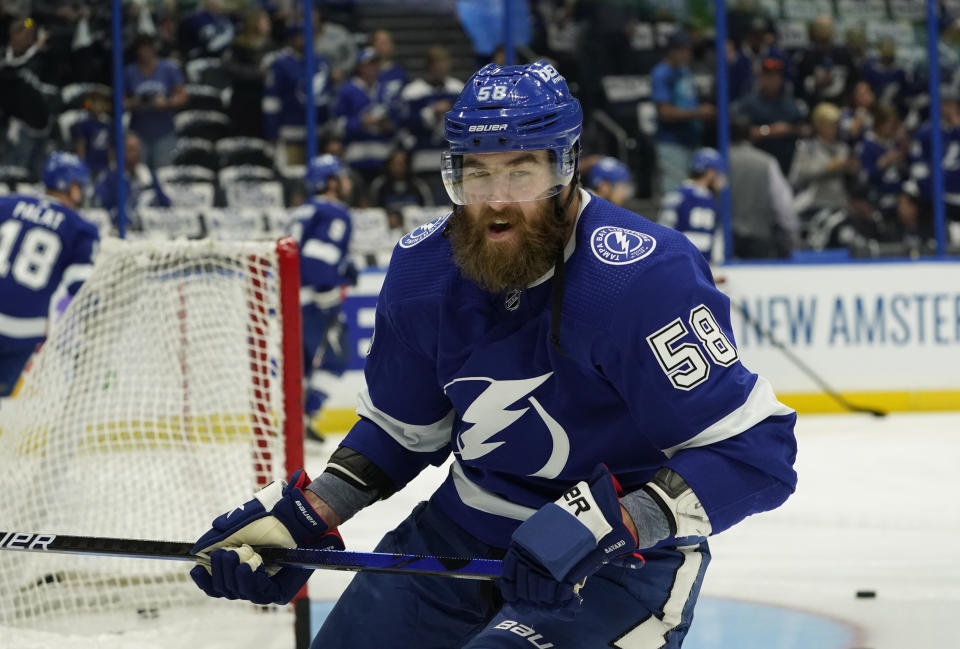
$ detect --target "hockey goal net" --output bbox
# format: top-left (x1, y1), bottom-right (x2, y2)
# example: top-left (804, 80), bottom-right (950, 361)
top-left (0, 237), bottom-right (304, 633)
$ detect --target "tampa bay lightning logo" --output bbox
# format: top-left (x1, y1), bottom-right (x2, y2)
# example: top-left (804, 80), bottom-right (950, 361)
top-left (399, 212), bottom-right (452, 249)
top-left (444, 373), bottom-right (570, 479)
top-left (590, 226), bottom-right (656, 265)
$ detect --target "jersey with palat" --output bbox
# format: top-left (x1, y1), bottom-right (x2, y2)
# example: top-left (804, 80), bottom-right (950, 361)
top-left (658, 181), bottom-right (718, 261)
top-left (0, 195), bottom-right (99, 348)
top-left (288, 198), bottom-right (353, 295)
top-left (340, 192), bottom-right (798, 549)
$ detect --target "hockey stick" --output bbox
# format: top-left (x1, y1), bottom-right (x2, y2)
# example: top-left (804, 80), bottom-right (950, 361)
top-left (0, 531), bottom-right (502, 581)
top-left (728, 301), bottom-right (887, 417)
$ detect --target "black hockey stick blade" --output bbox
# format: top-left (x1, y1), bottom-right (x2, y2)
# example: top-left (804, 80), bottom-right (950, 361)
top-left (0, 531), bottom-right (502, 581)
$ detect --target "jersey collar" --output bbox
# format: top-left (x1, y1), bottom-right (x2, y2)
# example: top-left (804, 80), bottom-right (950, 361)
top-left (527, 187), bottom-right (591, 288)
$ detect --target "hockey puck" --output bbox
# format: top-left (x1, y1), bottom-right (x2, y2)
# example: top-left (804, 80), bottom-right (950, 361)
top-left (855, 590), bottom-right (876, 599)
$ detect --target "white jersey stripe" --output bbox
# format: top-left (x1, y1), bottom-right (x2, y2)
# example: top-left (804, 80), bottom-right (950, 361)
top-left (450, 460), bottom-right (537, 521)
top-left (612, 545), bottom-right (704, 648)
top-left (355, 387), bottom-right (454, 452)
top-left (662, 375), bottom-right (793, 459)
top-left (0, 312), bottom-right (46, 339)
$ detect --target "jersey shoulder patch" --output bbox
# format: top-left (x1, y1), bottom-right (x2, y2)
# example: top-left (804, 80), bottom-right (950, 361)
top-left (589, 224), bottom-right (657, 266)
top-left (399, 212), bottom-right (451, 249)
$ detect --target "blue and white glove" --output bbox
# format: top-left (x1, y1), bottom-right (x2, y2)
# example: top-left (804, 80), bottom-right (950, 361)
top-left (190, 470), bottom-right (344, 605)
top-left (499, 464), bottom-right (644, 618)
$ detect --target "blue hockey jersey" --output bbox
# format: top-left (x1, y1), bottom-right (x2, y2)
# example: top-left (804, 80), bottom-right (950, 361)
top-left (376, 63), bottom-right (408, 107)
top-left (394, 77), bottom-right (463, 150)
top-left (0, 195), bottom-right (99, 349)
top-left (288, 197), bottom-right (353, 308)
top-left (855, 132), bottom-right (905, 214)
top-left (341, 190), bottom-right (797, 548)
top-left (657, 181), bottom-right (718, 260)
top-left (263, 49), bottom-right (332, 141)
top-left (334, 78), bottom-right (393, 171)
top-left (909, 121), bottom-right (960, 206)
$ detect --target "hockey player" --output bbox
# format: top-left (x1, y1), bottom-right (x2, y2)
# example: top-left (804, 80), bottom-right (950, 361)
top-left (0, 152), bottom-right (99, 396)
top-left (584, 156), bottom-right (633, 206)
top-left (191, 61), bottom-right (798, 649)
top-left (658, 147), bottom-right (725, 261)
top-left (287, 154), bottom-right (356, 442)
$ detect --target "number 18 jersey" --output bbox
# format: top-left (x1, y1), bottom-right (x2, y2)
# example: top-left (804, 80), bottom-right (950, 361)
top-left (0, 195), bottom-right (99, 350)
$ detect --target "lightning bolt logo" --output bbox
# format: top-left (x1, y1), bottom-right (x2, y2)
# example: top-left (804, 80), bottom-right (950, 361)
top-left (445, 373), bottom-right (555, 462)
top-left (613, 230), bottom-right (629, 253)
top-left (590, 225), bottom-right (657, 266)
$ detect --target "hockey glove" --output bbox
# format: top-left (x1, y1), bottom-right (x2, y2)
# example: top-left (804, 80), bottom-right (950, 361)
top-left (190, 470), bottom-right (344, 605)
top-left (499, 464), bottom-right (643, 618)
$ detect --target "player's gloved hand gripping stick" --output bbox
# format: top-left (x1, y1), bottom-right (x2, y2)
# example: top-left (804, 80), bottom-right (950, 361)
top-left (190, 470), bottom-right (344, 605)
top-left (499, 464), bottom-right (644, 618)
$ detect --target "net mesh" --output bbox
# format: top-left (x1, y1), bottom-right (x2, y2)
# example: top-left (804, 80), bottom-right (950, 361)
top-left (0, 238), bottom-right (297, 629)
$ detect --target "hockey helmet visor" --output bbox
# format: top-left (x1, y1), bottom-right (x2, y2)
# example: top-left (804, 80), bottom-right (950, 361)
top-left (442, 61), bottom-right (581, 205)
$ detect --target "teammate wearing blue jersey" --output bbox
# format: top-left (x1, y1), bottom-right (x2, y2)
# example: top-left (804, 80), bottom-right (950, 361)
top-left (0, 152), bottom-right (99, 396)
top-left (288, 155), bottom-right (356, 442)
top-left (191, 62), bottom-right (798, 649)
top-left (658, 148), bottom-right (725, 261)
top-left (585, 156), bottom-right (633, 206)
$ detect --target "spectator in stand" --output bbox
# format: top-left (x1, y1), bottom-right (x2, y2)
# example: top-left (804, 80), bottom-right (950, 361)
top-left (910, 17), bottom-right (960, 119)
top-left (584, 156), bottom-right (633, 206)
top-left (790, 102), bottom-right (859, 227)
top-left (735, 57), bottom-right (808, 175)
top-left (178, 0), bottom-right (235, 60)
top-left (806, 178), bottom-right (889, 255)
top-left (860, 37), bottom-right (909, 114)
top-left (371, 29), bottom-right (407, 107)
top-left (368, 149), bottom-right (434, 213)
top-left (908, 86), bottom-right (960, 222)
top-left (124, 33), bottom-right (187, 171)
top-left (334, 47), bottom-right (395, 183)
top-left (854, 103), bottom-right (907, 219)
top-left (314, 5), bottom-right (356, 85)
top-left (735, 16), bottom-right (791, 90)
top-left (658, 147), bottom-right (725, 261)
top-left (838, 80), bottom-right (875, 144)
top-left (728, 112), bottom-right (799, 258)
top-left (262, 23), bottom-right (332, 146)
top-left (794, 15), bottom-right (856, 107)
top-left (395, 45), bottom-right (463, 166)
top-left (843, 25), bottom-right (869, 73)
top-left (71, 87), bottom-right (113, 181)
top-left (2, 15), bottom-right (53, 181)
top-left (727, 39), bottom-right (753, 103)
top-left (225, 7), bottom-right (273, 138)
top-left (0, 18), bottom-right (50, 151)
top-left (651, 31), bottom-right (715, 193)
top-left (895, 180), bottom-right (937, 255)
top-left (94, 132), bottom-right (170, 231)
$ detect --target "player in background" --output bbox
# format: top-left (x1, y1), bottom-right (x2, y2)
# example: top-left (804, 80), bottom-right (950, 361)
top-left (287, 154), bottom-right (356, 442)
top-left (190, 62), bottom-right (797, 649)
top-left (658, 147), bottom-right (725, 262)
top-left (584, 156), bottom-right (633, 206)
top-left (0, 152), bottom-right (99, 397)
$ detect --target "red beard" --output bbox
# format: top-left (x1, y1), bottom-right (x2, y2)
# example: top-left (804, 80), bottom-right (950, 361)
top-left (447, 201), bottom-right (570, 293)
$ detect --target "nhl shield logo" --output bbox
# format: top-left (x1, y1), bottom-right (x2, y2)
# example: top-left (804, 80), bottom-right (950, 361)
top-left (399, 212), bottom-right (452, 249)
top-left (590, 226), bottom-right (656, 265)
